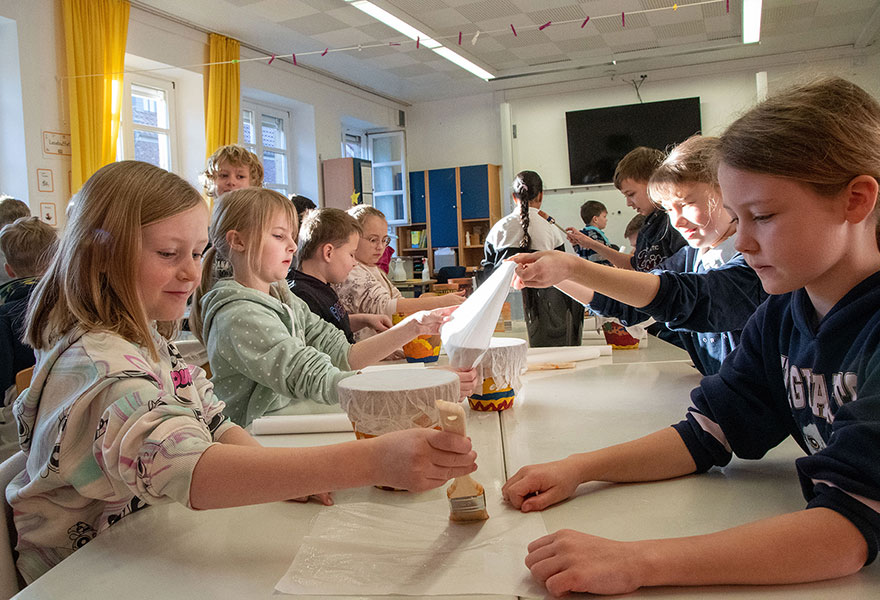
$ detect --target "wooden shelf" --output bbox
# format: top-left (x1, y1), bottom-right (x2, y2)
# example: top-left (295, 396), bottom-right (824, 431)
top-left (400, 247), bottom-right (428, 253)
top-left (462, 245), bottom-right (483, 249)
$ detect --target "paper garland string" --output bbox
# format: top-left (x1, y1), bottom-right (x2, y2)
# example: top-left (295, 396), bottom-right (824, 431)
top-left (61, 1), bottom-right (730, 79)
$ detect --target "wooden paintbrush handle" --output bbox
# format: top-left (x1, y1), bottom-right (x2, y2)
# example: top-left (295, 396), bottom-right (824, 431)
top-left (437, 400), bottom-right (467, 437)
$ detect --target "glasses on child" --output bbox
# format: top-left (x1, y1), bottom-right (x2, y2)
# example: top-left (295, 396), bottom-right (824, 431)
top-left (366, 235), bottom-right (392, 247)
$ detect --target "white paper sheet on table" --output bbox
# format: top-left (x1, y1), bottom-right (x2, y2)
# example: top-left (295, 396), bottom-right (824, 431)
top-left (250, 413), bottom-right (353, 435)
top-left (275, 499), bottom-right (547, 597)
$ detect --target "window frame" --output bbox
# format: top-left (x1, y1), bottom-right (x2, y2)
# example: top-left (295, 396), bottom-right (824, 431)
top-left (117, 72), bottom-right (179, 173)
top-left (367, 129), bottom-right (408, 226)
top-left (241, 99), bottom-right (294, 196)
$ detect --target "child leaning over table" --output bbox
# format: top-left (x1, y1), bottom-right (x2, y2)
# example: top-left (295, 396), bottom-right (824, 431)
top-left (191, 189), bottom-right (476, 427)
top-left (288, 207), bottom-right (391, 343)
top-left (503, 76), bottom-right (880, 596)
top-left (5, 161), bottom-right (479, 584)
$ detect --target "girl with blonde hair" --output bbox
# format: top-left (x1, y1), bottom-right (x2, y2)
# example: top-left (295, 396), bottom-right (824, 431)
top-left (333, 205), bottom-right (465, 343)
top-left (192, 188), bottom-right (476, 427)
top-left (504, 77), bottom-right (880, 595)
top-left (8, 162), bottom-right (477, 584)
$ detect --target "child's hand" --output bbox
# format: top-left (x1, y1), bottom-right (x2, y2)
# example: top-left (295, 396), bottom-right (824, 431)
top-left (436, 366), bottom-right (479, 398)
top-left (525, 530), bottom-right (644, 596)
top-left (288, 492), bottom-right (334, 506)
top-left (361, 313), bottom-right (392, 332)
top-left (399, 306), bottom-right (455, 335)
top-left (438, 290), bottom-right (466, 307)
top-left (565, 227), bottom-right (591, 247)
top-left (371, 428), bottom-right (477, 492)
top-left (501, 457), bottom-right (582, 512)
top-left (507, 251), bottom-right (576, 289)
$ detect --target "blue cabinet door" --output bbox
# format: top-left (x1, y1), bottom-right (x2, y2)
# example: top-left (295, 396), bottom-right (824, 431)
top-left (428, 167), bottom-right (458, 248)
top-left (459, 164), bottom-right (490, 220)
top-left (409, 171), bottom-right (427, 223)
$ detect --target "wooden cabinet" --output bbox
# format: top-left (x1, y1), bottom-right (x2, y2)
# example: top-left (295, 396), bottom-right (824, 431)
top-left (321, 157), bottom-right (372, 211)
top-left (400, 164), bottom-right (501, 275)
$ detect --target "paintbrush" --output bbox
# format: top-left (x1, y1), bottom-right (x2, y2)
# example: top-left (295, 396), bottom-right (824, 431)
top-left (537, 210), bottom-right (569, 235)
top-left (436, 400), bottom-right (489, 522)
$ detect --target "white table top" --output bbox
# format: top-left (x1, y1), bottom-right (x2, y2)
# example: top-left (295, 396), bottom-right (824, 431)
top-left (14, 339), bottom-right (880, 598)
top-left (502, 359), bottom-right (880, 597)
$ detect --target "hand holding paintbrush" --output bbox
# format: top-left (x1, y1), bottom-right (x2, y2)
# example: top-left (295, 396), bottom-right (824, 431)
top-left (436, 400), bottom-right (489, 521)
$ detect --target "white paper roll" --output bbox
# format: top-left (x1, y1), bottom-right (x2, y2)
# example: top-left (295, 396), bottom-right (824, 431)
top-left (250, 413), bottom-right (353, 435)
top-left (526, 346), bottom-right (601, 366)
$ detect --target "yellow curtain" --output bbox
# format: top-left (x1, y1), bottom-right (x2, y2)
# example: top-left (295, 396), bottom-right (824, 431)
top-left (62, 0), bottom-right (129, 193)
top-left (205, 33), bottom-right (240, 158)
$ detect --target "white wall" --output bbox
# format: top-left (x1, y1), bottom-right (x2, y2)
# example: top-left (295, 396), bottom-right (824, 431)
top-left (0, 0), bottom-right (69, 225)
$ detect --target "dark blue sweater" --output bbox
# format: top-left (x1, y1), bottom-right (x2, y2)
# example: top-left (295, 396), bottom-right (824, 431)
top-left (590, 240), bottom-right (767, 375)
top-left (673, 270), bottom-right (880, 565)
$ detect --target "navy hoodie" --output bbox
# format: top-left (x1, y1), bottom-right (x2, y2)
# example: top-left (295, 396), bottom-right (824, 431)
top-left (674, 270), bottom-right (880, 564)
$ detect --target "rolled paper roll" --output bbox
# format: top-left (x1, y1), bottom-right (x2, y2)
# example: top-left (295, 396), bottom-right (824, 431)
top-left (526, 346), bottom-right (601, 367)
top-left (338, 368), bottom-right (459, 437)
top-left (250, 413), bottom-right (353, 435)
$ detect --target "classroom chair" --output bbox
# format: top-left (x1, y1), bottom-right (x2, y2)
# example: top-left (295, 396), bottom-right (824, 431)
top-left (435, 265), bottom-right (466, 284)
top-left (0, 451), bottom-right (25, 599)
top-left (15, 368), bottom-right (33, 395)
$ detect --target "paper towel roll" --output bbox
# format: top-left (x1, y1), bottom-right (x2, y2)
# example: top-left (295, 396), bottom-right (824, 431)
top-left (529, 344), bottom-right (612, 357)
top-left (250, 413), bottom-right (353, 435)
top-left (526, 346), bottom-right (601, 366)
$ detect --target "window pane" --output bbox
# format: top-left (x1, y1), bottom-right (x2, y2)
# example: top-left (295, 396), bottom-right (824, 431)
top-left (262, 151), bottom-right (288, 186)
top-left (134, 129), bottom-right (171, 170)
top-left (374, 192), bottom-right (405, 222)
top-left (371, 135), bottom-right (401, 163)
top-left (242, 110), bottom-right (255, 145)
top-left (373, 165), bottom-right (403, 193)
top-left (261, 114), bottom-right (286, 150)
top-left (131, 84), bottom-right (168, 129)
top-left (266, 184), bottom-right (288, 195)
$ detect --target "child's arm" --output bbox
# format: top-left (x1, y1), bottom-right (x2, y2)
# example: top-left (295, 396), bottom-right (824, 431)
top-left (189, 427), bottom-right (477, 509)
top-left (526, 508), bottom-right (866, 596)
top-left (565, 228), bottom-right (634, 270)
top-left (349, 313), bottom-right (392, 333)
top-left (216, 424), bottom-right (263, 448)
top-left (347, 307), bottom-right (454, 369)
top-left (510, 251), bottom-right (660, 309)
top-left (395, 291), bottom-right (465, 314)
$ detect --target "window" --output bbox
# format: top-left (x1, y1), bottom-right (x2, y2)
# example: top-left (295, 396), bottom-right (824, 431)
top-left (368, 130), bottom-right (408, 225)
top-left (342, 130), bottom-right (367, 159)
top-left (242, 100), bottom-right (292, 195)
top-left (116, 74), bottom-right (178, 172)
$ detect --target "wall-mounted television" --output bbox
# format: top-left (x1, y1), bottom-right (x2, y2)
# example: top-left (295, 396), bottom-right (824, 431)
top-left (565, 97), bottom-right (702, 186)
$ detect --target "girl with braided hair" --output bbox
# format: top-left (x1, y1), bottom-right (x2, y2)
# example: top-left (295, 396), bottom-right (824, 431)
top-left (483, 170), bottom-right (581, 346)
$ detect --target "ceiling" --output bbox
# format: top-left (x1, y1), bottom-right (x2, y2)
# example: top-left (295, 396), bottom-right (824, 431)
top-left (132, 0), bottom-right (880, 104)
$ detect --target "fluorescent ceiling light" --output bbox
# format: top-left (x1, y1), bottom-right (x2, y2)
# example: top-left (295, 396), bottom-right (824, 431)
top-left (348, 1), bottom-right (439, 49)
top-left (346, 0), bottom-right (494, 80)
top-left (742, 0), bottom-right (762, 44)
top-left (432, 47), bottom-right (494, 81)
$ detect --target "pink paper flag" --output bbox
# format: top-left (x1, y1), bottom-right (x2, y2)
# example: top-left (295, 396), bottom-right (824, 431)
top-left (511, 24), bottom-right (517, 36)
top-left (458, 31), bottom-right (462, 45)
top-left (538, 21), bottom-right (551, 31)
top-left (268, 54), bottom-right (275, 65)
top-left (581, 17), bottom-right (590, 28)
top-left (416, 36), bottom-right (420, 48)
top-left (292, 53), bottom-right (297, 66)
top-left (622, 12), bottom-right (626, 27)
top-left (322, 48), bottom-right (328, 56)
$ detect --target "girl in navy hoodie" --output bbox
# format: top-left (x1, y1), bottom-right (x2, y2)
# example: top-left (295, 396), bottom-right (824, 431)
top-left (503, 77), bottom-right (880, 596)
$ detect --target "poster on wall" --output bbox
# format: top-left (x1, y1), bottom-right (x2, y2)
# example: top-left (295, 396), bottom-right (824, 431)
top-left (39, 202), bottom-right (57, 227)
top-left (36, 168), bottom-right (54, 192)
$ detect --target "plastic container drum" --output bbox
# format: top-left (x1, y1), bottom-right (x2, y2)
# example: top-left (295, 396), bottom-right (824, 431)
top-left (392, 313), bottom-right (441, 363)
top-left (468, 338), bottom-right (528, 412)
top-left (338, 368), bottom-right (459, 439)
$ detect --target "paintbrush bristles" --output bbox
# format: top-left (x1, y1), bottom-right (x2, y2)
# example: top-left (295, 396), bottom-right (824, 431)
top-left (436, 400), bottom-right (489, 521)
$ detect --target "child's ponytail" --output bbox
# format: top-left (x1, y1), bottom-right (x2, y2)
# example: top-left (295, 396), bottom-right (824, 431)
top-left (512, 170), bottom-right (543, 250)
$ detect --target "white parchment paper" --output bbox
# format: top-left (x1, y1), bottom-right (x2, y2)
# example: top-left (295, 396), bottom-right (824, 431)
top-left (275, 499), bottom-right (547, 596)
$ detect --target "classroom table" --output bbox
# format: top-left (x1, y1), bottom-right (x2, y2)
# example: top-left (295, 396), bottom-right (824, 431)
top-left (13, 341), bottom-right (880, 598)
